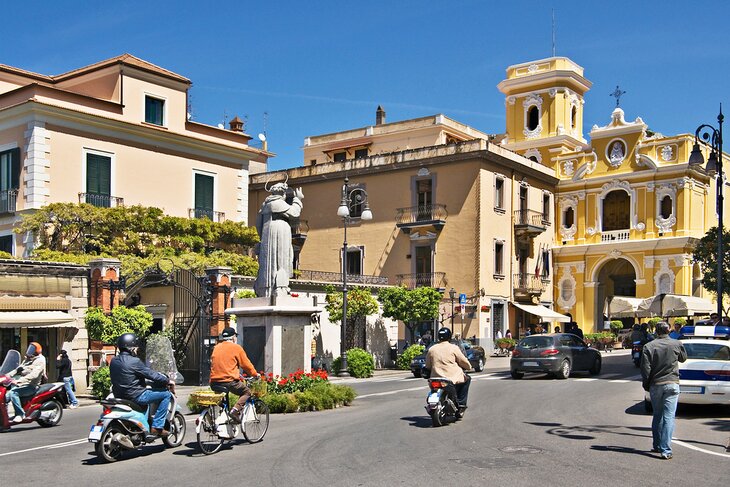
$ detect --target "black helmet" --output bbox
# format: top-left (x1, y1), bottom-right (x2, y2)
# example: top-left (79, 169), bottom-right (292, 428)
top-left (116, 333), bottom-right (139, 354)
top-left (437, 327), bottom-right (452, 342)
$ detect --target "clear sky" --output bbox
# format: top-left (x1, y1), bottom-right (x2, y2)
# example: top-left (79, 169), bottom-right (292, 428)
top-left (2, 1), bottom-right (728, 171)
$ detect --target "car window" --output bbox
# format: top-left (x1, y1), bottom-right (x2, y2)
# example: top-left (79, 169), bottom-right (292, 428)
top-left (569, 336), bottom-right (586, 347)
top-left (558, 335), bottom-right (573, 347)
top-left (684, 343), bottom-right (730, 360)
top-left (518, 336), bottom-right (553, 348)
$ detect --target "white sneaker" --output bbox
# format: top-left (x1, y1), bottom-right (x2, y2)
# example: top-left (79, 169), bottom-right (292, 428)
top-left (69, 404), bottom-right (79, 409)
top-left (11, 416), bottom-right (24, 423)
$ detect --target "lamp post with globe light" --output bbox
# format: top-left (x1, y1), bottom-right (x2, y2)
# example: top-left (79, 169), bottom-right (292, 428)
top-left (336, 176), bottom-right (373, 376)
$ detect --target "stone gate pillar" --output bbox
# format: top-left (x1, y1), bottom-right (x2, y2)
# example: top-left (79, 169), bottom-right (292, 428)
top-left (205, 267), bottom-right (232, 338)
top-left (89, 258), bottom-right (122, 312)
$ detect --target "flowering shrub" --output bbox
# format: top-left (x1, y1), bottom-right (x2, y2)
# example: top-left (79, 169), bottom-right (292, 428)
top-left (258, 368), bottom-right (329, 395)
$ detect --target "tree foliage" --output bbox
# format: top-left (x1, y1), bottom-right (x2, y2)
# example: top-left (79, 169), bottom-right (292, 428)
top-left (691, 225), bottom-right (730, 313)
top-left (324, 285), bottom-right (379, 323)
top-left (378, 286), bottom-right (442, 343)
top-left (85, 305), bottom-right (153, 343)
top-left (15, 203), bottom-right (259, 279)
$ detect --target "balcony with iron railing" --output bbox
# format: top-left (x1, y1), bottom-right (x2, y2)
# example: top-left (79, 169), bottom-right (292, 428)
top-left (513, 273), bottom-right (548, 301)
top-left (79, 192), bottom-right (124, 208)
top-left (296, 269), bottom-right (388, 285)
top-left (395, 204), bottom-right (448, 234)
top-left (0, 189), bottom-right (18, 214)
top-left (188, 208), bottom-right (226, 223)
top-left (601, 229), bottom-right (630, 242)
top-left (514, 209), bottom-right (547, 239)
top-left (395, 272), bottom-right (446, 290)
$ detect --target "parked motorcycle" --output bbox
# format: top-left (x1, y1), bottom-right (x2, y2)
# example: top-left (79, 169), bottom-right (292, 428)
top-left (88, 336), bottom-right (186, 462)
top-left (631, 341), bottom-right (643, 368)
top-left (0, 350), bottom-right (67, 431)
top-left (424, 374), bottom-right (464, 427)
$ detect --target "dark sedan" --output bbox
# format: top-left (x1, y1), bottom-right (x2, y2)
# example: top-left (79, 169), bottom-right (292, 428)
top-left (410, 340), bottom-right (486, 378)
top-left (510, 333), bottom-right (601, 379)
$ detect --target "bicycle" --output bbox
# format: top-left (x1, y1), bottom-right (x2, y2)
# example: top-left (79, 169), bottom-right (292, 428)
top-left (195, 377), bottom-right (270, 455)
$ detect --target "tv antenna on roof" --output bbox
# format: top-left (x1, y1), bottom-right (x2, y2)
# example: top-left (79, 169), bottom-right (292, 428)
top-left (551, 9), bottom-right (556, 57)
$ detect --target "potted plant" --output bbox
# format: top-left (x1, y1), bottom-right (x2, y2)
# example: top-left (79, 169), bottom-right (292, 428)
top-left (231, 289), bottom-right (256, 308)
top-left (495, 338), bottom-right (516, 350)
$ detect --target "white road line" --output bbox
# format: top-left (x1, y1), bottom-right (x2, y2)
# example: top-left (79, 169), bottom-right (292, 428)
top-left (574, 378), bottom-right (598, 382)
top-left (609, 379), bottom-right (631, 383)
top-left (0, 438), bottom-right (88, 457)
top-left (357, 387), bottom-right (423, 399)
top-left (674, 439), bottom-right (730, 458)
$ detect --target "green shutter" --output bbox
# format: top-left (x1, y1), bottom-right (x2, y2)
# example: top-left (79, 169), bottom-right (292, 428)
top-left (10, 148), bottom-right (20, 190)
top-left (86, 154), bottom-right (111, 195)
top-left (195, 174), bottom-right (214, 211)
top-left (0, 149), bottom-right (20, 191)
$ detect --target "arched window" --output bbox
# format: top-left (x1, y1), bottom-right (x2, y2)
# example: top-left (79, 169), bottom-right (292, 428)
top-left (660, 195), bottom-right (672, 219)
top-left (571, 106), bottom-right (577, 129)
top-left (602, 190), bottom-right (630, 231)
top-left (528, 156), bottom-right (538, 162)
top-left (563, 207), bottom-right (574, 228)
top-left (527, 106), bottom-right (539, 131)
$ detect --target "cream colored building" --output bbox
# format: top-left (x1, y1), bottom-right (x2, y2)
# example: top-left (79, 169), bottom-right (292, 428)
top-left (250, 110), bottom-right (559, 349)
top-left (0, 54), bottom-right (271, 257)
top-left (499, 56), bottom-right (726, 332)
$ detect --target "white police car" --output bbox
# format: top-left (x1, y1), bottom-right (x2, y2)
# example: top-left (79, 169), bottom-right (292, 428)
top-left (675, 324), bottom-right (730, 405)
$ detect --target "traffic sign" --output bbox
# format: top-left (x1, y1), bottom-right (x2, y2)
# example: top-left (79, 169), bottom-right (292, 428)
top-left (459, 293), bottom-right (467, 305)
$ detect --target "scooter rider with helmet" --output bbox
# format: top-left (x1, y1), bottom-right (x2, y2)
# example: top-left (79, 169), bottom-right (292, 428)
top-left (109, 333), bottom-right (172, 437)
top-left (6, 342), bottom-right (47, 423)
top-left (425, 327), bottom-right (472, 415)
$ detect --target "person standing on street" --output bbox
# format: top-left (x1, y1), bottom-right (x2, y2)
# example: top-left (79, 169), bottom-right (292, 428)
top-left (640, 321), bottom-right (687, 459)
top-left (56, 350), bottom-right (79, 408)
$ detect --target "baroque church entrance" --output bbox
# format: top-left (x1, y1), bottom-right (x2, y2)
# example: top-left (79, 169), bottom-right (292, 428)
top-left (595, 258), bottom-right (637, 331)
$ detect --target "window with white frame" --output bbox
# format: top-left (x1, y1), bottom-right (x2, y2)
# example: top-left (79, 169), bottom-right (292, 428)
top-left (494, 240), bottom-right (504, 276)
top-left (145, 95), bottom-right (165, 126)
top-left (494, 176), bottom-right (505, 210)
top-left (0, 234), bottom-right (13, 255)
top-left (345, 246), bottom-right (363, 276)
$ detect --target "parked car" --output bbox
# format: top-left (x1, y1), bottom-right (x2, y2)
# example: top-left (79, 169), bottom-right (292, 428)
top-left (510, 333), bottom-right (601, 379)
top-left (410, 340), bottom-right (486, 378)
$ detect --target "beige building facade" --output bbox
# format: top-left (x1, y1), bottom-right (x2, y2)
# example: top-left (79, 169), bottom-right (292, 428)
top-left (251, 112), bottom-right (559, 349)
top-left (0, 54), bottom-right (271, 257)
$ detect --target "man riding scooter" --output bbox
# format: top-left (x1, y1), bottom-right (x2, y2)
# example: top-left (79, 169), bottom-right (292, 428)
top-left (6, 342), bottom-right (47, 423)
top-left (425, 327), bottom-right (472, 417)
top-left (109, 333), bottom-right (172, 437)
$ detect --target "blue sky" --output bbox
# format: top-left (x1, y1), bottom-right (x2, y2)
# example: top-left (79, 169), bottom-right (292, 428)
top-left (2, 1), bottom-right (728, 170)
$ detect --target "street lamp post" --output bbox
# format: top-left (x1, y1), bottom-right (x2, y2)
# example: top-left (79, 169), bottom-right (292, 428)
top-left (449, 288), bottom-right (456, 332)
top-left (336, 176), bottom-right (373, 377)
top-left (689, 105), bottom-right (724, 316)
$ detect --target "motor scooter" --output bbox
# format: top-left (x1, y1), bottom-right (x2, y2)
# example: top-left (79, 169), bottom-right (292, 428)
top-left (0, 350), bottom-right (68, 431)
top-left (632, 341), bottom-right (643, 368)
top-left (87, 336), bottom-right (186, 462)
top-left (423, 370), bottom-right (464, 427)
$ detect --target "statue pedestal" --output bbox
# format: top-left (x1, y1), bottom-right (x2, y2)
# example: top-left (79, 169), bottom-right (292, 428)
top-left (225, 296), bottom-right (321, 377)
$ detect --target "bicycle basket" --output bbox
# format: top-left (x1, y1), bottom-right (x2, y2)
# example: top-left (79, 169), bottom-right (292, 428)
top-left (191, 391), bottom-right (225, 407)
top-left (249, 380), bottom-right (268, 398)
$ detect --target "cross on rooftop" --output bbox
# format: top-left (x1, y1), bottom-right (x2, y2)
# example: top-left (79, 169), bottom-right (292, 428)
top-left (610, 85), bottom-right (626, 108)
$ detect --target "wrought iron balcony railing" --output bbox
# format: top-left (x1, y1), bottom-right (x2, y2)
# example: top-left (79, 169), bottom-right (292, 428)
top-left (79, 192), bottom-right (124, 208)
top-left (513, 209), bottom-right (547, 239)
top-left (189, 208), bottom-right (226, 223)
top-left (0, 189), bottom-right (18, 214)
top-left (395, 272), bottom-right (446, 289)
top-left (512, 273), bottom-right (547, 295)
top-left (296, 269), bottom-right (388, 285)
top-left (601, 229), bottom-right (630, 242)
top-left (395, 204), bottom-right (448, 227)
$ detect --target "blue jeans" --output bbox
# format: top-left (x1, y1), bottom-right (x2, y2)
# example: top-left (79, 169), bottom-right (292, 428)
top-left (7, 385), bottom-right (38, 418)
top-left (135, 389), bottom-right (172, 430)
top-left (649, 383), bottom-right (680, 456)
top-left (63, 377), bottom-right (78, 406)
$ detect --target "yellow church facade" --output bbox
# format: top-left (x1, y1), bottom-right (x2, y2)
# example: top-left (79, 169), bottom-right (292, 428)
top-left (500, 57), bottom-right (723, 332)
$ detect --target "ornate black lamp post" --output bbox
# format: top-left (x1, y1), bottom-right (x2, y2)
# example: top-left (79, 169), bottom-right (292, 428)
top-left (336, 176), bottom-right (372, 376)
top-left (689, 106), bottom-right (724, 316)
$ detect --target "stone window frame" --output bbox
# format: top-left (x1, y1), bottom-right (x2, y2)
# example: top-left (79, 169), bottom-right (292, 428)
top-left (522, 93), bottom-right (543, 139)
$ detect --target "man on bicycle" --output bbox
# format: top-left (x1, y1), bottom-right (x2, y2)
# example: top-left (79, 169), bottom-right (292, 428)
top-left (210, 327), bottom-right (258, 422)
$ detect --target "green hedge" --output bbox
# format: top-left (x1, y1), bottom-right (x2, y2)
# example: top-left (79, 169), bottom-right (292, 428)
top-left (91, 366), bottom-right (111, 399)
top-left (186, 382), bottom-right (356, 414)
top-left (397, 344), bottom-right (424, 370)
top-left (345, 348), bottom-right (374, 378)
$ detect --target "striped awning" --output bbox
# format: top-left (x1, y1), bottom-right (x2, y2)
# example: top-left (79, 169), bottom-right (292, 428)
top-left (0, 311), bottom-right (77, 328)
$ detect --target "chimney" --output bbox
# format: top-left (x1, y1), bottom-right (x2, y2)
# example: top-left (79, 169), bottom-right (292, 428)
top-left (229, 115), bottom-right (244, 132)
top-left (376, 105), bottom-right (386, 126)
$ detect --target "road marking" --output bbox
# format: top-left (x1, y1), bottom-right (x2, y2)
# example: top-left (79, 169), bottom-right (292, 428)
top-left (674, 439), bottom-right (730, 458)
top-left (609, 379), bottom-right (631, 383)
top-left (574, 378), bottom-right (598, 382)
top-left (0, 438), bottom-right (88, 457)
top-left (357, 387), bottom-right (423, 399)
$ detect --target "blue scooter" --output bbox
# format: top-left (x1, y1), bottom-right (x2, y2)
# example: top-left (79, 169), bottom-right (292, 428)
top-left (88, 336), bottom-right (186, 462)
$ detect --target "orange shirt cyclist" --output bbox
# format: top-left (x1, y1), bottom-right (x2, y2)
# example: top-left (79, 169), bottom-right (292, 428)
top-left (210, 327), bottom-right (258, 421)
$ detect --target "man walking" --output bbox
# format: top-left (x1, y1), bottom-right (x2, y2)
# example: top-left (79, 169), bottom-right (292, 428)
top-left (640, 321), bottom-right (687, 459)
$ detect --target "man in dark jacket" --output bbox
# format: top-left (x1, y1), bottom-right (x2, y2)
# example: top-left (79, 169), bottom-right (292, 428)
top-left (110, 333), bottom-right (171, 437)
top-left (56, 350), bottom-right (78, 408)
top-left (640, 322), bottom-right (687, 459)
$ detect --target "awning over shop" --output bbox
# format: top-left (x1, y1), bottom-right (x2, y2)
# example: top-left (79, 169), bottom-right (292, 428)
top-left (512, 303), bottom-right (571, 322)
top-left (0, 311), bottom-right (78, 328)
top-left (605, 296), bottom-right (643, 318)
top-left (637, 294), bottom-right (714, 318)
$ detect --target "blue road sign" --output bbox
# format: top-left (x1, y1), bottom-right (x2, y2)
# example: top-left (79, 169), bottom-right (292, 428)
top-left (459, 293), bottom-right (467, 305)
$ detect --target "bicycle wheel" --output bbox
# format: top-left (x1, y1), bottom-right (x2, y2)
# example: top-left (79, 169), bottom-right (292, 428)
top-left (197, 407), bottom-right (224, 455)
top-left (242, 398), bottom-right (269, 443)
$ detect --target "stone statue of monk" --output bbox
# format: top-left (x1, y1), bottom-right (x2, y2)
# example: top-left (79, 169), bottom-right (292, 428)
top-left (254, 182), bottom-right (303, 298)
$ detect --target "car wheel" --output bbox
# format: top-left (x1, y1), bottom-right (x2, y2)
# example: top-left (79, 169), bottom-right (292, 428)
top-left (555, 359), bottom-right (571, 379)
top-left (474, 358), bottom-right (484, 372)
top-left (511, 370), bottom-right (523, 380)
top-left (589, 357), bottom-right (601, 375)
top-left (412, 370), bottom-right (421, 378)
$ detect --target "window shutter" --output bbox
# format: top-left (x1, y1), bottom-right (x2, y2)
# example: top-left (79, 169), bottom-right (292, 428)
top-left (195, 174), bottom-right (214, 210)
top-left (10, 148), bottom-right (20, 190)
top-left (86, 154), bottom-right (111, 195)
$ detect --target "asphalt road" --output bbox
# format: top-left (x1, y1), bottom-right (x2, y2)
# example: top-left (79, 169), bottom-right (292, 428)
top-left (1, 351), bottom-right (728, 486)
